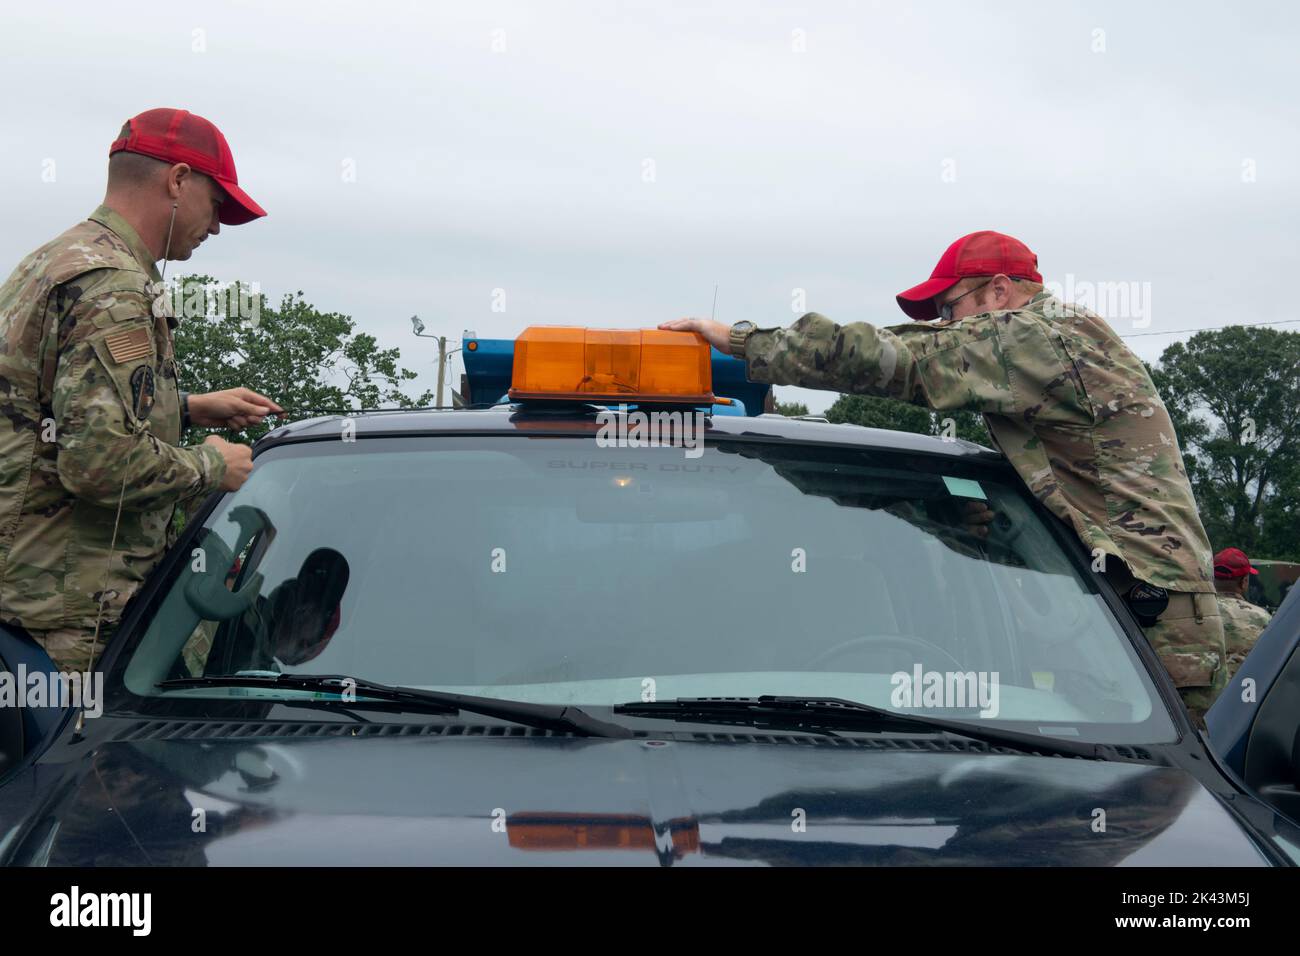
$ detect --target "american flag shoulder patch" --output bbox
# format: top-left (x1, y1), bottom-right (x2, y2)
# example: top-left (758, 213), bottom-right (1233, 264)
top-left (103, 327), bottom-right (153, 364)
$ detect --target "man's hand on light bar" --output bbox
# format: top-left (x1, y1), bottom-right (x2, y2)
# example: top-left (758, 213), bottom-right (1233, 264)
top-left (658, 318), bottom-right (732, 354)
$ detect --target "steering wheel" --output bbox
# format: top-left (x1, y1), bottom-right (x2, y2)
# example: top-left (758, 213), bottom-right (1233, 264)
top-left (805, 634), bottom-right (966, 674)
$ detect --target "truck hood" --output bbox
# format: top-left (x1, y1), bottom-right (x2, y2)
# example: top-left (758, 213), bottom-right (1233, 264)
top-left (2, 729), bottom-right (1269, 866)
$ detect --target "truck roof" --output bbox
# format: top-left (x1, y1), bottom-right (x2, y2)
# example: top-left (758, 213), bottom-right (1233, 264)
top-left (255, 406), bottom-right (1006, 465)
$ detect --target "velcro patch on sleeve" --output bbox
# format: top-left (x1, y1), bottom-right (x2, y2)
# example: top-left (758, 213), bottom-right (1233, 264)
top-left (103, 326), bottom-right (153, 364)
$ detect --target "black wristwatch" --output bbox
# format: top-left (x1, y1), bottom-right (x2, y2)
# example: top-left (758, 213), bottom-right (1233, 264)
top-left (180, 390), bottom-right (192, 430)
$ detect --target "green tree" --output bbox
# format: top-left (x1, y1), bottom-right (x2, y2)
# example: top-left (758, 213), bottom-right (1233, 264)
top-left (775, 400), bottom-right (809, 417)
top-left (171, 276), bottom-right (434, 445)
top-left (1150, 326), bottom-right (1300, 559)
top-left (1259, 452), bottom-right (1300, 559)
top-left (825, 393), bottom-right (990, 445)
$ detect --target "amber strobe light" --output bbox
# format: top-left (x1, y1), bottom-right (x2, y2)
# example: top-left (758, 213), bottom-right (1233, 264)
top-left (509, 327), bottom-right (715, 404)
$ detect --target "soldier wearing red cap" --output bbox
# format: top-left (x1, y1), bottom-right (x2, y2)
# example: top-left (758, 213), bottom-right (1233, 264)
top-left (1213, 547), bottom-right (1272, 687)
top-left (0, 108), bottom-right (282, 673)
top-left (662, 231), bottom-right (1227, 725)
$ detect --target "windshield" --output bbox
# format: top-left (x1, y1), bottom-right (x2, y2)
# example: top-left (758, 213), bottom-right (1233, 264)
top-left (120, 433), bottom-right (1176, 743)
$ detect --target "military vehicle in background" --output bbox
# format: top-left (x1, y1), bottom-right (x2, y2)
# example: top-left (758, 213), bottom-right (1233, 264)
top-left (1248, 560), bottom-right (1300, 613)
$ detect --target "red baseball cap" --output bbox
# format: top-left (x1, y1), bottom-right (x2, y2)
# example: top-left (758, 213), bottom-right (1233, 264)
top-left (896, 231), bottom-right (1042, 321)
top-left (1214, 547), bottom-right (1259, 580)
top-left (110, 108), bottom-right (266, 225)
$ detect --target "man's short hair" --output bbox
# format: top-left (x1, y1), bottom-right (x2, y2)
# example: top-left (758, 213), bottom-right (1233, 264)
top-left (108, 149), bottom-right (170, 188)
top-left (107, 123), bottom-right (170, 188)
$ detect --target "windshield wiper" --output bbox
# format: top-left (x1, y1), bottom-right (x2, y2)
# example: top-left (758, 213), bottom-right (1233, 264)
top-left (158, 674), bottom-right (633, 738)
top-left (614, 696), bottom-right (1141, 761)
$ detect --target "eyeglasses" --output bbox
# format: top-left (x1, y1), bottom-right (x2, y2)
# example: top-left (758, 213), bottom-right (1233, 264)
top-left (937, 279), bottom-right (993, 322)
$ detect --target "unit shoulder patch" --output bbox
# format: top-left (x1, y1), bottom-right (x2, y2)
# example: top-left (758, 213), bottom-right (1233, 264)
top-left (129, 364), bottom-right (156, 420)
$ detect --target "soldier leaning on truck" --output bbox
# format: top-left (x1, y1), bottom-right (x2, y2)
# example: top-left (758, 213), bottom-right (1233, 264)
top-left (662, 231), bottom-right (1227, 726)
top-left (0, 108), bottom-right (283, 673)
top-left (1212, 547), bottom-right (1272, 687)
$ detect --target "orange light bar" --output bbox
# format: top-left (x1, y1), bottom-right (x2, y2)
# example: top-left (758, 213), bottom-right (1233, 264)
top-left (509, 327), bottom-right (714, 405)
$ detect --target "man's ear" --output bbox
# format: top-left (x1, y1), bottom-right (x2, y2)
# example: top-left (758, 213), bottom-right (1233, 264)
top-left (167, 163), bottom-right (193, 200)
top-left (988, 273), bottom-right (1014, 304)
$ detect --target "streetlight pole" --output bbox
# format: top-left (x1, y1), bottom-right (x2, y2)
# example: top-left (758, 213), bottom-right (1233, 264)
top-left (435, 334), bottom-right (447, 410)
top-left (410, 315), bottom-right (462, 409)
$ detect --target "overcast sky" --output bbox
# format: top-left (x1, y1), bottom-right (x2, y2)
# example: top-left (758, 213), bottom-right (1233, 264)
top-left (2, 0), bottom-right (1297, 414)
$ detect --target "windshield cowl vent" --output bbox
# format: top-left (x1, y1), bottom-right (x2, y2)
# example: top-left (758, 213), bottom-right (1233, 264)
top-left (113, 720), bottom-right (580, 741)
top-left (109, 720), bottom-right (1148, 759)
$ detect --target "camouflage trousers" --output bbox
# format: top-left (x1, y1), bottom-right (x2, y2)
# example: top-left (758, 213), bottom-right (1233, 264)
top-left (1140, 591), bottom-right (1227, 727)
top-left (25, 625), bottom-right (116, 674)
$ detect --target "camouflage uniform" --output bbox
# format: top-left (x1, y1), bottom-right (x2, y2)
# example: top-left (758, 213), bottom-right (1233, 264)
top-left (0, 205), bottom-right (226, 671)
top-left (739, 291), bottom-right (1226, 721)
top-left (1215, 592), bottom-right (1271, 687)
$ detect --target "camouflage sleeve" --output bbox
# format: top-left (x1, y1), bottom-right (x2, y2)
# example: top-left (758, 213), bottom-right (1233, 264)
top-left (743, 311), bottom-right (1089, 419)
top-left (51, 287), bottom-right (226, 510)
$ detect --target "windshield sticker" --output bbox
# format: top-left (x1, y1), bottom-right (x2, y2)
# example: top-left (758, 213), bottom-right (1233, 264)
top-left (942, 476), bottom-right (987, 500)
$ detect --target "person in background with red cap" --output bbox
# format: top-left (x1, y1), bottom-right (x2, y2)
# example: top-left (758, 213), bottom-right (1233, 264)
top-left (0, 107), bottom-right (282, 674)
top-left (662, 230), bottom-right (1228, 725)
top-left (1213, 547), bottom-right (1272, 687)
